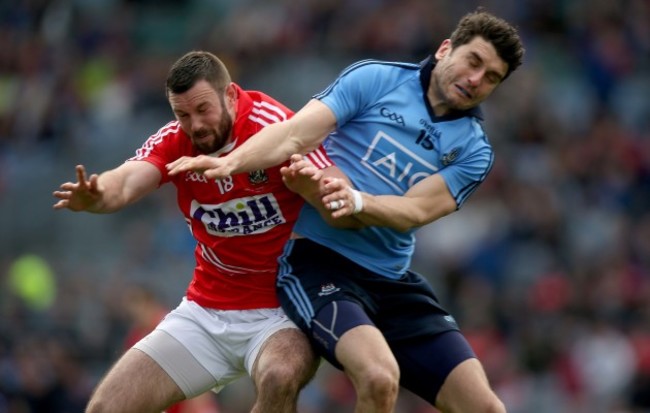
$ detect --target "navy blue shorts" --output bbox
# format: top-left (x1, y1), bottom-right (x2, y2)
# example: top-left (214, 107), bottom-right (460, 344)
top-left (276, 238), bottom-right (476, 404)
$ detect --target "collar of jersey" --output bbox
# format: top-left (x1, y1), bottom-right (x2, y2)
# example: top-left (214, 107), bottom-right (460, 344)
top-left (208, 138), bottom-right (238, 157)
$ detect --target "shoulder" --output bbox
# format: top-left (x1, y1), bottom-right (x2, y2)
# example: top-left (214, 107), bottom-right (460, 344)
top-left (457, 116), bottom-right (492, 154)
top-left (129, 120), bottom-right (188, 162)
top-left (153, 120), bottom-right (183, 139)
top-left (459, 117), bottom-right (494, 164)
top-left (239, 89), bottom-right (294, 124)
top-left (468, 116), bottom-right (490, 145)
top-left (240, 88), bottom-right (293, 117)
top-left (139, 121), bottom-right (185, 150)
top-left (437, 116), bottom-right (492, 160)
top-left (340, 59), bottom-right (420, 76)
top-left (316, 59), bottom-right (419, 102)
top-left (335, 59), bottom-right (420, 88)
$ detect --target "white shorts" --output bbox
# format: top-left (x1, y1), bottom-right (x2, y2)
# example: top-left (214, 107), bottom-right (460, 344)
top-left (133, 297), bottom-right (299, 398)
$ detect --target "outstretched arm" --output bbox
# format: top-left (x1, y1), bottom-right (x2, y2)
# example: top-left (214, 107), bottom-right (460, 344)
top-left (280, 154), bottom-right (457, 231)
top-left (53, 161), bottom-right (161, 213)
top-left (166, 99), bottom-right (337, 179)
top-left (314, 173), bottom-right (458, 232)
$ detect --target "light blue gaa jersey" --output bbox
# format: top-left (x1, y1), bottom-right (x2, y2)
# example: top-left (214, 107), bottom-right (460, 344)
top-left (293, 57), bottom-right (494, 279)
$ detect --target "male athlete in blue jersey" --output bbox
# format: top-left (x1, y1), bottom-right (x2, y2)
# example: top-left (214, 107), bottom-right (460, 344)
top-left (168, 9), bottom-right (524, 413)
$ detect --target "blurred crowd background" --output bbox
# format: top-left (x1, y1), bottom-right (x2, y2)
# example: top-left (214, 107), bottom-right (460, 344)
top-left (1, 0), bottom-right (649, 412)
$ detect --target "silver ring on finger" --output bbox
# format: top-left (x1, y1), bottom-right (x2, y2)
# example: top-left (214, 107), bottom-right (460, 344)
top-left (329, 200), bottom-right (343, 210)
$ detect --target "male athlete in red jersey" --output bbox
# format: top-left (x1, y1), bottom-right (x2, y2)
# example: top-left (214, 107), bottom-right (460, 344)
top-left (53, 51), bottom-right (329, 413)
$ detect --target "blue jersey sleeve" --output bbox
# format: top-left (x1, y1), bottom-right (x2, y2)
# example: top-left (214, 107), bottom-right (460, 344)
top-left (438, 121), bottom-right (494, 209)
top-left (314, 60), bottom-right (397, 127)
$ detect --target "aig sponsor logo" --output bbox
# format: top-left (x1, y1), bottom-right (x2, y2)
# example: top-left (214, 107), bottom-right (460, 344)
top-left (190, 194), bottom-right (286, 237)
top-left (361, 130), bottom-right (438, 192)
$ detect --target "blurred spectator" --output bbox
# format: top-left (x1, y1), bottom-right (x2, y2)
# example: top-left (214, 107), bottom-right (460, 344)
top-left (570, 317), bottom-right (637, 412)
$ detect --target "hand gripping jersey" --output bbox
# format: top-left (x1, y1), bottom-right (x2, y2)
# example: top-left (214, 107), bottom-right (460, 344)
top-left (130, 84), bottom-right (331, 309)
top-left (293, 58), bottom-right (494, 279)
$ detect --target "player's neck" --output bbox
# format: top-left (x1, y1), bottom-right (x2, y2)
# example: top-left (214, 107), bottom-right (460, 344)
top-left (426, 89), bottom-right (450, 117)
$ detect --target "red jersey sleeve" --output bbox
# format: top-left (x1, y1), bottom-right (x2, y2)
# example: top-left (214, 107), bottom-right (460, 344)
top-left (128, 121), bottom-right (189, 186)
top-left (304, 147), bottom-right (333, 169)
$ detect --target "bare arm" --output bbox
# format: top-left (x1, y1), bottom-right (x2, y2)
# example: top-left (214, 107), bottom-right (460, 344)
top-left (319, 173), bottom-right (458, 232)
top-left (53, 161), bottom-right (162, 213)
top-left (166, 99), bottom-right (337, 179)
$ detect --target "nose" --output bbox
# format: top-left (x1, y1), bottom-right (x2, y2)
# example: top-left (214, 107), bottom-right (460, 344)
top-left (190, 115), bottom-right (205, 133)
top-left (467, 69), bottom-right (485, 87)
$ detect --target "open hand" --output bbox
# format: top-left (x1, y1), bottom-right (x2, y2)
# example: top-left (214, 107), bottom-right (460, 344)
top-left (52, 165), bottom-right (102, 211)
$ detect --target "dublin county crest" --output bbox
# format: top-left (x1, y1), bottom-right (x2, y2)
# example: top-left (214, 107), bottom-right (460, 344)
top-left (441, 147), bottom-right (461, 166)
top-left (248, 169), bottom-right (269, 184)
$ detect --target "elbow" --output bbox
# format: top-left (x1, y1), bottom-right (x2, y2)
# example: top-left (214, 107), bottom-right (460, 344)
top-left (399, 210), bottom-right (431, 232)
top-left (386, 214), bottom-right (421, 232)
top-left (399, 201), bottom-right (457, 232)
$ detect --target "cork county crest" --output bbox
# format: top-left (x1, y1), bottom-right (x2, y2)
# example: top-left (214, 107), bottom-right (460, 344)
top-left (248, 169), bottom-right (268, 184)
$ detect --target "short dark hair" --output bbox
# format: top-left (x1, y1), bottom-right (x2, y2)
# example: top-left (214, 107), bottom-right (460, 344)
top-left (450, 9), bottom-right (525, 79)
top-left (166, 51), bottom-right (231, 95)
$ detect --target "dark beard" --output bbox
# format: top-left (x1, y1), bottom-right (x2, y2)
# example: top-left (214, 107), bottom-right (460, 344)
top-left (193, 109), bottom-right (234, 154)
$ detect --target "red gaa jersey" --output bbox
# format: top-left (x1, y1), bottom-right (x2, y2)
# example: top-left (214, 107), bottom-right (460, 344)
top-left (129, 84), bottom-right (331, 310)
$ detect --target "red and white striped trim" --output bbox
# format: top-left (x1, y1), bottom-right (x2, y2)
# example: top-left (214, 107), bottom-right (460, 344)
top-left (248, 100), bottom-right (289, 127)
top-left (131, 121), bottom-right (181, 160)
top-left (304, 147), bottom-right (333, 169)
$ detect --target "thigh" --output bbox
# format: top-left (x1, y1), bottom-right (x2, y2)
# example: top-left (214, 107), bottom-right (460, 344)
top-left (133, 329), bottom-right (218, 397)
top-left (310, 300), bottom-right (376, 369)
top-left (251, 327), bottom-right (319, 388)
top-left (336, 324), bottom-right (398, 383)
top-left (390, 330), bottom-right (476, 406)
top-left (137, 298), bottom-right (242, 396)
top-left (308, 300), bottom-right (398, 391)
top-left (140, 301), bottom-right (306, 398)
top-left (435, 358), bottom-right (504, 413)
top-left (239, 307), bottom-right (310, 378)
top-left (88, 348), bottom-right (184, 413)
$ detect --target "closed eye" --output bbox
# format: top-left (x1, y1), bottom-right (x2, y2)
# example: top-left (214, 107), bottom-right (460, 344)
top-left (486, 73), bottom-right (502, 85)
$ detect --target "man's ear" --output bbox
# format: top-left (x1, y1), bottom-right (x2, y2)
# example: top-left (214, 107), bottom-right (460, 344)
top-left (434, 39), bottom-right (452, 60)
top-left (225, 82), bottom-right (237, 108)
